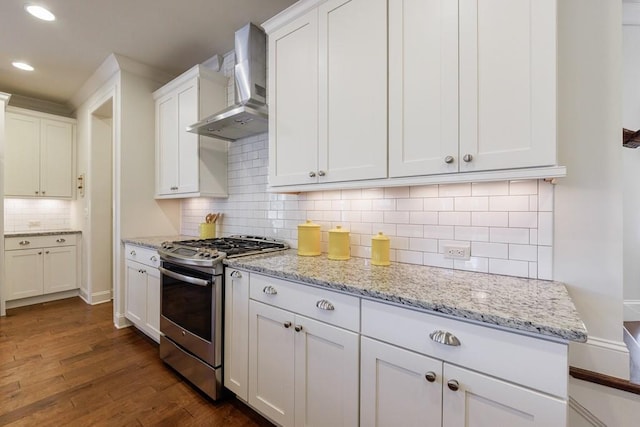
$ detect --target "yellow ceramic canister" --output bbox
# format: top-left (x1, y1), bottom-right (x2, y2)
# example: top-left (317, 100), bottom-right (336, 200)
top-left (328, 225), bottom-right (350, 260)
top-left (298, 220), bottom-right (321, 256)
top-left (371, 231), bottom-right (390, 266)
top-left (199, 223), bottom-right (216, 239)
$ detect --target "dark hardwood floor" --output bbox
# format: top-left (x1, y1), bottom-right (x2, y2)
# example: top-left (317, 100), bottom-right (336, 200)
top-left (0, 297), bottom-right (273, 426)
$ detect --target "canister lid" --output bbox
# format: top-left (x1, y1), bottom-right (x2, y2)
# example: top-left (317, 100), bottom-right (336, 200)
top-left (299, 220), bottom-right (320, 228)
top-left (372, 231), bottom-right (389, 241)
top-left (329, 225), bottom-right (349, 233)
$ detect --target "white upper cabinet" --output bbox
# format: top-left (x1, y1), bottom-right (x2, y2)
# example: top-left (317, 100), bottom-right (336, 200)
top-left (5, 108), bottom-right (75, 199)
top-left (154, 65), bottom-right (229, 199)
top-left (266, 0), bottom-right (562, 191)
top-left (267, 0), bottom-right (388, 187)
top-left (390, 0), bottom-right (557, 178)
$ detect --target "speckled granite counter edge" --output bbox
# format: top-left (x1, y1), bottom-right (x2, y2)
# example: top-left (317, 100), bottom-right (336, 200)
top-left (5, 230), bottom-right (82, 238)
top-left (122, 235), bottom-right (195, 250)
top-left (225, 251), bottom-right (588, 343)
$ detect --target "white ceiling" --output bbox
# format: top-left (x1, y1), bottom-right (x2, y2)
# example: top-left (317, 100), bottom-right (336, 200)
top-left (0, 0), bottom-right (296, 107)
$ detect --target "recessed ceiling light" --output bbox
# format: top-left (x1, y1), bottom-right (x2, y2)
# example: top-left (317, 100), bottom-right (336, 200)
top-left (12, 62), bottom-right (35, 71)
top-left (24, 4), bottom-right (56, 21)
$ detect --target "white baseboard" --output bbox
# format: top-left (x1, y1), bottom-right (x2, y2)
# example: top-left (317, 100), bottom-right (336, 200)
top-left (568, 396), bottom-right (607, 427)
top-left (5, 289), bottom-right (80, 309)
top-left (114, 311), bottom-right (132, 329)
top-left (90, 290), bottom-right (112, 305)
top-left (623, 300), bottom-right (640, 321)
top-left (569, 336), bottom-right (630, 380)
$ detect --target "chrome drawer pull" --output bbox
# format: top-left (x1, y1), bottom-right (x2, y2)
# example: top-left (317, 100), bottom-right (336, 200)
top-left (316, 299), bottom-right (335, 311)
top-left (429, 330), bottom-right (461, 347)
top-left (424, 371), bottom-right (437, 383)
top-left (56, 238), bottom-right (66, 243)
top-left (230, 270), bottom-right (243, 278)
top-left (19, 240), bottom-right (30, 246)
top-left (150, 255), bottom-right (158, 262)
top-left (263, 285), bottom-right (277, 295)
top-left (447, 379), bottom-right (460, 391)
top-left (130, 250), bottom-right (136, 256)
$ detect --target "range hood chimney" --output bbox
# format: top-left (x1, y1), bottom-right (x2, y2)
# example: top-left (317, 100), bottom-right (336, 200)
top-left (187, 23), bottom-right (268, 141)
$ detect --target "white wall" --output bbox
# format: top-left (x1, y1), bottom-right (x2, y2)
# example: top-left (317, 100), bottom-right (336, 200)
top-left (623, 3), bottom-right (640, 321)
top-left (556, 0), bottom-right (628, 379)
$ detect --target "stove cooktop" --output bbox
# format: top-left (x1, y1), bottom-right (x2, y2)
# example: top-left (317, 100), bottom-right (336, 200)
top-left (158, 235), bottom-right (289, 267)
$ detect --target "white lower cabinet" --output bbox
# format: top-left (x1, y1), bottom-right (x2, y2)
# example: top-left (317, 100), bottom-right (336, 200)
top-left (226, 271), bottom-right (570, 427)
top-left (124, 244), bottom-right (161, 342)
top-left (4, 234), bottom-right (78, 301)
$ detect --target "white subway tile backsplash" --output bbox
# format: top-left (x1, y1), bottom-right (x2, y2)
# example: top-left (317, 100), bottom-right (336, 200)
top-left (178, 115), bottom-right (554, 279)
top-left (4, 199), bottom-right (72, 232)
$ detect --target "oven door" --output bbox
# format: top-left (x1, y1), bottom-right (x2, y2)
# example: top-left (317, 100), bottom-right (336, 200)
top-left (159, 261), bottom-right (222, 368)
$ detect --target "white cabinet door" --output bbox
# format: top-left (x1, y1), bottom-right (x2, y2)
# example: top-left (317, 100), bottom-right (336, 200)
top-left (443, 364), bottom-right (566, 427)
top-left (224, 268), bottom-right (250, 400)
top-left (388, 0), bottom-right (459, 177)
top-left (176, 80), bottom-right (200, 194)
top-left (458, 0), bottom-right (556, 172)
top-left (40, 119), bottom-right (74, 198)
top-left (360, 337), bottom-right (443, 427)
top-left (294, 314), bottom-right (359, 427)
top-left (4, 248), bottom-right (43, 300)
top-left (155, 93), bottom-right (179, 195)
top-left (4, 112), bottom-right (41, 197)
top-left (43, 245), bottom-right (77, 294)
top-left (248, 300), bottom-right (295, 426)
top-left (145, 266), bottom-right (161, 341)
top-left (318, 0), bottom-right (387, 183)
top-left (125, 260), bottom-right (147, 326)
top-left (268, 9), bottom-right (319, 187)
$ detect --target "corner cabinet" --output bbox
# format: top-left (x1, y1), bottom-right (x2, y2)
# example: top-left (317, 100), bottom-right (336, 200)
top-left (266, 0), bottom-right (388, 187)
top-left (5, 108), bottom-right (76, 199)
top-left (264, 0), bottom-right (562, 192)
top-left (4, 234), bottom-right (79, 300)
top-left (124, 243), bottom-right (161, 342)
top-left (154, 65), bottom-right (229, 199)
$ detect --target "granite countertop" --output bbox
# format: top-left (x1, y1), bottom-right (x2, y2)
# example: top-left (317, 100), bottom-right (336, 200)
top-left (225, 249), bottom-right (587, 343)
top-left (5, 230), bottom-right (82, 237)
top-left (122, 235), bottom-right (195, 250)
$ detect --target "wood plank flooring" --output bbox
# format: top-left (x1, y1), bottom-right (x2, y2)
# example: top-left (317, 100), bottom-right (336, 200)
top-left (0, 297), bottom-right (273, 426)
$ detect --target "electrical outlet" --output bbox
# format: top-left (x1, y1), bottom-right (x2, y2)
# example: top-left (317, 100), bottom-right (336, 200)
top-left (443, 244), bottom-right (471, 260)
top-left (28, 220), bottom-right (41, 227)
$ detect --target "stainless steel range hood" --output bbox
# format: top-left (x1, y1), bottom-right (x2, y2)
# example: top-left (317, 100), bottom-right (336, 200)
top-left (187, 23), bottom-right (268, 141)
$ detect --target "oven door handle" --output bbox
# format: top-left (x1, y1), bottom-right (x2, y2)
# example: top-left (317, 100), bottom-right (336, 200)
top-left (159, 267), bottom-right (211, 287)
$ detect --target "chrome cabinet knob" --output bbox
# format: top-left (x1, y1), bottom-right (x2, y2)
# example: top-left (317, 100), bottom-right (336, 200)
top-left (284, 321), bottom-right (292, 328)
top-left (35, 191), bottom-right (39, 195)
top-left (425, 372), bottom-right (437, 383)
top-left (318, 170), bottom-right (326, 177)
top-left (42, 191), bottom-right (46, 195)
top-left (444, 156), bottom-right (454, 164)
top-left (150, 256), bottom-right (158, 262)
top-left (463, 154), bottom-right (473, 163)
top-left (309, 171), bottom-right (316, 178)
top-left (294, 325), bottom-right (303, 332)
top-left (429, 330), bottom-right (461, 346)
top-left (56, 238), bottom-right (66, 243)
top-left (230, 270), bottom-right (242, 278)
top-left (19, 240), bottom-right (30, 246)
top-left (45, 251), bottom-right (50, 254)
top-left (447, 379), bottom-right (460, 391)
top-left (130, 250), bottom-right (136, 256)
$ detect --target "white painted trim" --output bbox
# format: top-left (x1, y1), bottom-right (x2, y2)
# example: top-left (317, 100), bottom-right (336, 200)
top-left (152, 64), bottom-right (227, 99)
top-left (90, 290), bottom-right (112, 305)
top-left (624, 300), bottom-right (640, 321)
top-left (262, 0), bottom-right (326, 33)
top-left (0, 92), bottom-right (13, 102)
top-left (0, 93), bottom-right (9, 317)
top-left (6, 106), bottom-right (77, 124)
top-left (268, 166), bottom-right (567, 193)
top-left (5, 290), bottom-right (80, 309)
top-left (569, 336), bottom-right (631, 380)
top-left (568, 396), bottom-right (607, 427)
top-left (623, 3), bottom-right (640, 26)
top-left (113, 311), bottom-right (132, 329)
top-left (6, 94), bottom-right (74, 117)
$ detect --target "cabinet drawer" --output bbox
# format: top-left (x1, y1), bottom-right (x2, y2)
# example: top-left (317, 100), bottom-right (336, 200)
top-left (249, 273), bottom-right (360, 332)
top-left (5, 234), bottom-right (77, 250)
top-left (361, 300), bottom-right (568, 398)
top-left (125, 244), bottom-right (160, 268)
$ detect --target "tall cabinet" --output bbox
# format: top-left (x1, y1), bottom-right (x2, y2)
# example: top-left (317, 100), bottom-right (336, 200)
top-left (266, 0), bottom-right (388, 187)
top-left (4, 108), bottom-right (75, 199)
top-left (154, 65), bottom-right (229, 199)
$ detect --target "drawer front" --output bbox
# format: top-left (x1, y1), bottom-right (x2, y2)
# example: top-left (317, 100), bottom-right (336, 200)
top-left (249, 273), bottom-right (360, 332)
top-left (5, 234), bottom-right (77, 250)
top-left (361, 300), bottom-right (568, 398)
top-left (125, 244), bottom-right (160, 268)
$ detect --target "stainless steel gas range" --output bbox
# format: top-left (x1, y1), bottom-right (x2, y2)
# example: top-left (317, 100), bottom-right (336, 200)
top-left (157, 235), bottom-right (288, 400)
